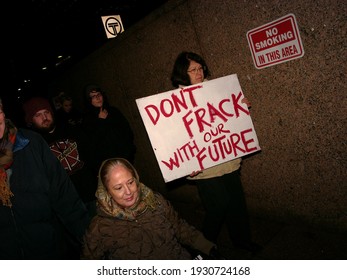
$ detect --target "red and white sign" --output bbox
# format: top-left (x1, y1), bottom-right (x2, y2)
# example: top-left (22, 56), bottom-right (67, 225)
top-left (136, 75), bottom-right (261, 182)
top-left (247, 14), bottom-right (304, 69)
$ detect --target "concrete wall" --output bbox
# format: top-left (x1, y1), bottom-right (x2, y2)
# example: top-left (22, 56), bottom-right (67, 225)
top-left (49, 0), bottom-right (347, 231)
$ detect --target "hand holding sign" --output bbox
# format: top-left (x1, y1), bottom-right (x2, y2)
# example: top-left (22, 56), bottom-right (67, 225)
top-left (136, 74), bottom-right (261, 182)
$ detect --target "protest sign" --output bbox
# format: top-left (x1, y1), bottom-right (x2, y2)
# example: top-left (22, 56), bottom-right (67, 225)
top-left (136, 74), bottom-right (261, 182)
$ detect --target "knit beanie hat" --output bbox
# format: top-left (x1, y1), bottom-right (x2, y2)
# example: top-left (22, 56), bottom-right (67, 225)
top-left (23, 97), bottom-right (53, 125)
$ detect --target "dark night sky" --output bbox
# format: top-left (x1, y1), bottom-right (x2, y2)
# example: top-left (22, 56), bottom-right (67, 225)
top-left (5, 0), bottom-right (167, 104)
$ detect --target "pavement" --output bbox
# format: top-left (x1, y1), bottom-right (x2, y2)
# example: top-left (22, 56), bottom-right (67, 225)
top-left (166, 182), bottom-right (347, 260)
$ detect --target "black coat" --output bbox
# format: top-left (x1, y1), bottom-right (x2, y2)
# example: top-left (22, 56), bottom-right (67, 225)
top-left (36, 123), bottom-right (97, 203)
top-left (82, 106), bottom-right (136, 171)
top-left (0, 129), bottom-right (90, 259)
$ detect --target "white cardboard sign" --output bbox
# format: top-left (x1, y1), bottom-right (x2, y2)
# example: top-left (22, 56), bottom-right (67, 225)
top-left (247, 14), bottom-right (304, 69)
top-left (136, 74), bottom-right (261, 182)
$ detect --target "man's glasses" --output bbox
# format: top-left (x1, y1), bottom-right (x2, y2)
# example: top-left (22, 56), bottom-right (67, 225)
top-left (187, 66), bottom-right (205, 74)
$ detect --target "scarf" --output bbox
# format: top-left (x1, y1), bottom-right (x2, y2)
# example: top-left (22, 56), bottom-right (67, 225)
top-left (0, 119), bottom-right (17, 207)
top-left (96, 182), bottom-right (157, 221)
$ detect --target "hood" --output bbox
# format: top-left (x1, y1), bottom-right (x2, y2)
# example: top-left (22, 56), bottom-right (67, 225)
top-left (95, 159), bottom-right (157, 220)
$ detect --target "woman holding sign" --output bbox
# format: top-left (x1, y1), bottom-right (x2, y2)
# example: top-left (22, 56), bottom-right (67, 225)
top-left (170, 52), bottom-right (262, 254)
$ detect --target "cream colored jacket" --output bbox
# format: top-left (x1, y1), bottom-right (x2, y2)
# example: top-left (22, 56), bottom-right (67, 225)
top-left (187, 158), bottom-right (242, 180)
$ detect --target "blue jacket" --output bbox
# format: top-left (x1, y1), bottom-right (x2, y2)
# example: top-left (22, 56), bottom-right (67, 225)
top-left (0, 128), bottom-right (90, 259)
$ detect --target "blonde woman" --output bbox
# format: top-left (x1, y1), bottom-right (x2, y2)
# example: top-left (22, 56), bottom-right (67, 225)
top-left (82, 158), bottom-right (220, 259)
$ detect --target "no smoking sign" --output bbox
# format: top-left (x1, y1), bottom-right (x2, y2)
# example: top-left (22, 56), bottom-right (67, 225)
top-left (247, 14), bottom-right (304, 69)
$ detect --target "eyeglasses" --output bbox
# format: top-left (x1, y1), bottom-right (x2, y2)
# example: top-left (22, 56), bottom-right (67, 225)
top-left (187, 66), bottom-right (204, 74)
top-left (90, 92), bottom-right (101, 99)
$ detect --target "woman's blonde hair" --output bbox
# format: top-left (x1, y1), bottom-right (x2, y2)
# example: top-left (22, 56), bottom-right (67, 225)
top-left (99, 158), bottom-right (139, 188)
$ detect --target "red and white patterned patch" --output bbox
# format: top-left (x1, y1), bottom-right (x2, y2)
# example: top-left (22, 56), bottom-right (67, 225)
top-left (49, 139), bottom-right (84, 175)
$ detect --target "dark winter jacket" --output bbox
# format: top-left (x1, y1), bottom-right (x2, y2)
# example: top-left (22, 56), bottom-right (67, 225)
top-left (55, 107), bottom-right (83, 129)
top-left (82, 105), bottom-right (136, 170)
top-left (0, 129), bottom-right (90, 259)
top-left (36, 123), bottom-right (97, 203)
top-left (82, 182), bottom-right (214, 260)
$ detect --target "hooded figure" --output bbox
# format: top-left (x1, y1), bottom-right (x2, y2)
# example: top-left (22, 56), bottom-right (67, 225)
top-left (82, 84), bottom-right (136, 173)
top-left (82, 158), bottom-right (217, 260)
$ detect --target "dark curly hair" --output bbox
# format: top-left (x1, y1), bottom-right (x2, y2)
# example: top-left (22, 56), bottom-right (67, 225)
top-left (170, 52), bottom-right (210, 88)
top-left (83, 83), bottom-right (110, 111)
